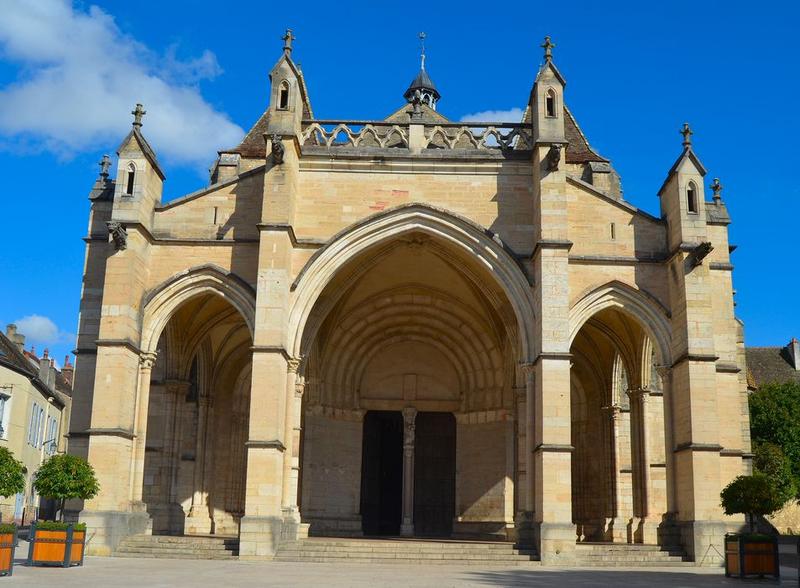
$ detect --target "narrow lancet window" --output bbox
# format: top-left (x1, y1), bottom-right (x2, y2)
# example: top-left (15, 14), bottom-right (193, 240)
top-left (687, 182), bottom-right (698, 213)
top-left (545, 88), bottom-right (557, 118)
top-left (278, 81), bottom-right (290, 110)
top-left (125, 163), bottom-right (135, 195)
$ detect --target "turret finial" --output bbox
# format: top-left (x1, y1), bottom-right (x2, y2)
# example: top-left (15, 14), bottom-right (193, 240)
top-left (680, 122), bottom-right (693, 147)
top-left (282, 29), bottom-right (296, 55)
top-left (541, 36), bottom-right (555, 62)
top-left (99, 154), bottom-right (111, 178)
top-left (419, 32), bottom-right (427, 70)
top-left (711, 178), bottom-right (723, 202)
top-left (131, 103), bottom-right (146, 128)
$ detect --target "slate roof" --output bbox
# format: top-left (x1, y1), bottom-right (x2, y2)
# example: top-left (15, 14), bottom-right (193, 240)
top-left (0, 333), bottom-right (72, 404)
top-left (232, 110), bottom-right (271, 158)
top-left (404, 68), bottom-right (441, 102)
top-left (521, 104), bottom-right (608, 163)
top-left (746, 346), bottom-right (800, 389)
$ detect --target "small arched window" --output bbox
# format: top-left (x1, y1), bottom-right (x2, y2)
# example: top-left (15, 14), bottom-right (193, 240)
top-left (278, 81), bottom-right (290, 110)
top-left (125, 163), bottom-right (135, 195)
top-left (545, 88), bottom-right (557, 118)
top-left (687, 181), bottom-right (698, 213)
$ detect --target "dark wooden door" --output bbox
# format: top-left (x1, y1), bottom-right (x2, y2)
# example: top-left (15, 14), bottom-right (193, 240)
top-left (360, 411), bottom-right (403, 535)
top-left (414, 412), bottom-right (456, 537)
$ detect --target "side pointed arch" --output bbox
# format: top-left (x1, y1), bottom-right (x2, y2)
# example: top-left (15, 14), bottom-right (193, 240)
top-left (287, 203), bottom-right (536, 362)
top-left (140, 264), bottom-right (256, 354)
top-left (569, 281), bottom-right (672, 367)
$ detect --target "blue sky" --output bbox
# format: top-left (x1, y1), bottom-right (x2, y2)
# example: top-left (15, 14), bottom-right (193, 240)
top-left (1, 0), bottom-right (798, 366)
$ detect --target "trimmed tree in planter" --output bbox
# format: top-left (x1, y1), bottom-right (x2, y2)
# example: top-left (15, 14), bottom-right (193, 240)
top-left (721, 474), bottom-right (786, 579)
top-left (28, 455), bottom-right (99, 568)
top-left (33, 454), bottom-right (99, 522)
top-left (0, 448), bottom-right (24, 576)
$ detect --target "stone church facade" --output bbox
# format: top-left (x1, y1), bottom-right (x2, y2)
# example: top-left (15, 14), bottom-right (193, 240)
top-left (70, 34), bottom-right (751, 564)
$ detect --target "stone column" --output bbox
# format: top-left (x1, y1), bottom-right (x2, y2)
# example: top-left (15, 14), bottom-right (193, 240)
top-left (515, 364), bottom-right (535, 543)
top-left (163, 380), bottom-right (189, 533)
top-left (400, 407), bottom-right (417, 537)
top-left (601, 404), bottom-right (626, 542)
top-left (130, 351), bottom-right (158, 509)
top-left (281, 358), bottom-right (302, 530)
top-left (629, 387), bottom-right (658, 544)
top-left (186, 392), bottom-right (213, 534)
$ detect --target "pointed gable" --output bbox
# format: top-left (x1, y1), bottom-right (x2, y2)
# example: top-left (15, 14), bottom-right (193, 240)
top-left (657, 146), bottom-right (707, 196)
top-left (117, 126), bottom-right (165, 179)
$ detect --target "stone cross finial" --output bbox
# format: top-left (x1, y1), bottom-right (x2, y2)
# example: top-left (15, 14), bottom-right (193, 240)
top-left (282, 29), bottom-right (295, 55)
top-left (710, 177), bottom-right (723, 202)
top-left (680, 122), bottom-right (693, 147)
top-left (541, 36), bottom-right (555, 61)
top-left (99, 154), bottom-right (111, 177)
top-left (131, 103), bottom-right (146, 127)
top-left (419, 32), bottom-right (427, 70)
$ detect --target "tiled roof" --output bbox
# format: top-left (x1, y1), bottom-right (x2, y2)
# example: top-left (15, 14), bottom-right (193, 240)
top-left (521, 104), bottom-right (607, 163)
top-left (746, 346), bottom-right (800, 388)
top-left (231, 111), bottom-right (270, 158)
top-left (0, 332), bottom-right (37, 380)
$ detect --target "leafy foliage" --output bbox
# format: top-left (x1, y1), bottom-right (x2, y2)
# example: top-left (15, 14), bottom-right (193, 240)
top-left (753, 441), bottom-right (796, 503)
top-left (33, 455), bottom-right (99, 502)
top-left (749, 382), bottom-right (800, 500)
top-left (721, 474), bottom-right (787, 532)
top-left (34, 521), bottom-right (85, 532)
top-left (0, 524), bottom-right (16, 534)
top-left (0, 447), bottom-right (26, 499)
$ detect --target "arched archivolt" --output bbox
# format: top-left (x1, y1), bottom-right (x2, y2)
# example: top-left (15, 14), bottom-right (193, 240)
top-left (140, 264), bottom-right (256, 354)
top-left (288, 203), bottom-right (536, 361)
top-left (569, 281), bottom-right (672, 367)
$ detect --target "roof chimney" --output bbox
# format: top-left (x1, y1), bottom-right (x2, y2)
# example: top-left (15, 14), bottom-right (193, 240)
top-left (61, 355), bottom-right (74, 387)
top-left (788, 338), bottom-right (800, 371)
top-left (5, 324), bottom-right (25, 352)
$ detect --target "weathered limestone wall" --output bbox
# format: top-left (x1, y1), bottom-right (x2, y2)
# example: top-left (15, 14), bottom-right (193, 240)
top-left (300, 411), bottom-right (363, 535)
top-left (294, 162), bottom-right (535, 253)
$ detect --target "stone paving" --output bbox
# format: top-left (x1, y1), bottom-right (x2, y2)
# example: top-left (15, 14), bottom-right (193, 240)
top-left (5, 554), bottom-right (798, 587)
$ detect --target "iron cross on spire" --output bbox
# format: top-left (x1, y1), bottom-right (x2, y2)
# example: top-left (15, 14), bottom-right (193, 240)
top-left (541, 36), bottom-right (555, 61)
top-left (131, 103), bottom-right (146, 127)
top-left (680, 122), bottom-right (693, 147)
top-left (419, 32), bottom-right (427, 70)
top-left (282, 29), bottom-right (296, 55)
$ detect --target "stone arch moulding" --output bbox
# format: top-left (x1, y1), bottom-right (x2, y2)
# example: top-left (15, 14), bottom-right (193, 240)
top-left (139, 264), bottom-right (257, 355)
top-left (569, 280), bottom-right (672, 367)
top-left (287, 203), bottom-right (537, 362)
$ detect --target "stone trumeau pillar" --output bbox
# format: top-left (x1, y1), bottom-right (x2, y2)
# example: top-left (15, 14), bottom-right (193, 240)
top-left (523, 37), bottom-right (576, 564)
top-left (77, 107), bottom-right (165, 555)
top-left (658, 125), bottom-right (741, 563)
top-left (239, 30), bottom-right (308, 560)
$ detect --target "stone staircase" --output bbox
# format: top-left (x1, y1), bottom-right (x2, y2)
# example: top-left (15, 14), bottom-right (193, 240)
top-left (573, 542), bottom-right (692, 567)
top-left (274, 538), bottom-right (540, 566)
top-left (115, 535), bottom-right (239, 560)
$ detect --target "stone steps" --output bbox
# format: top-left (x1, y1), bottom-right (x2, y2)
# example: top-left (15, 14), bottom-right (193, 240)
top-left (573, 542), bottom-right (690, 566)
top-left (274, 538), bottom-right (539, 565)
top-left (115, 535), bottom-right (239, 560)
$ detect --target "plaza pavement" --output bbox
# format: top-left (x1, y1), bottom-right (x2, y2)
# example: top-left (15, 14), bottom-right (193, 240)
top-left (5, 541), bottom-right (797, 587)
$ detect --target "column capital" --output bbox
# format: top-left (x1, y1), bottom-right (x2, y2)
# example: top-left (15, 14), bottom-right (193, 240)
top-left (286, 356), bottom-right (302, 374)
top-left (601, 404), bottom-right (623, 420)
top-left (626, 387), bottom-right (651, 400)
top-left (655, 365), bottom-right (671, 381)
top-left (139, 351), bottom-right (158, 371)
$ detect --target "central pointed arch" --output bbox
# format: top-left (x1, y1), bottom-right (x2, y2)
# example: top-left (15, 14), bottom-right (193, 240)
top-left (287, 203), bottom-right (536, 362)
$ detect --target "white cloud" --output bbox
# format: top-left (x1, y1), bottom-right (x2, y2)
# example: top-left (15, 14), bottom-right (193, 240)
top-left (13, 315), bottom-right (71, 346)
top-left (460, 108), bottom-right (525, 123)
top-left (0, 0), bottom-right (244, 168)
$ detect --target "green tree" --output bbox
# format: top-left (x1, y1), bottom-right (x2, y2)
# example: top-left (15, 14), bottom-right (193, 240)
top-left (749, 382), bottom-right (800, 500)
top-left (753, 440), bottom-right (796, 503)
top-left (33, 455), bottom-right (99, 522)
top-left (721, 474), bottom-right (787, 533)
top-left (0, 448), bottom-right (26, 518)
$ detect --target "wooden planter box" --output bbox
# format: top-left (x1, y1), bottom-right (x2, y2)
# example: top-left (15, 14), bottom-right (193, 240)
top-left (27, 523), bottom-right (85, 568)
top-left (0, 529), bottom-right (16, 576)
top-left (724, 533), bottom-right (779, 579)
